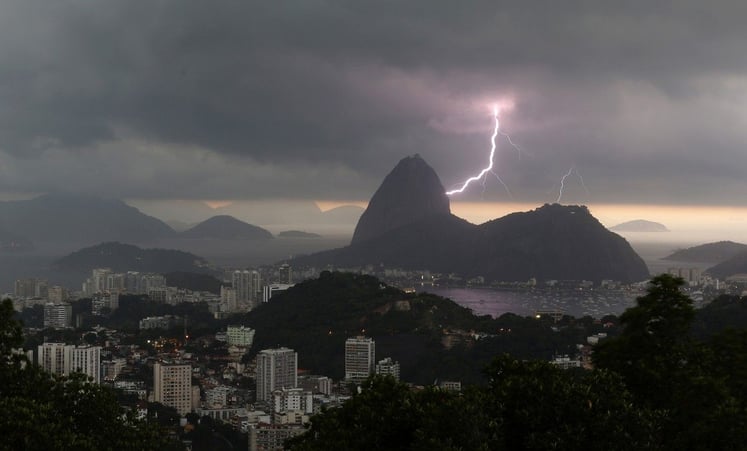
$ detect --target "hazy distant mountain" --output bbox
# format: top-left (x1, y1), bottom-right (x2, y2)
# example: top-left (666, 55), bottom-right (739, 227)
top-left (707, 251), bottom-right (747, 279)
top-left (296, 157), bottom-right (649, 283)
top-left (0, 194), bottom-right (175, 244)
top-left (610, 219), bottom-right (669, 232)
top-left (664, 241), bottom-right (747, 263)
top-left (278, 230), bottom-right (322, 238)
top-left (55, 242), bottom-right (212, 274)
top-left (352, 154), bottom-right (450, 245)
top-left (180, 215), bottom-right (273, 240)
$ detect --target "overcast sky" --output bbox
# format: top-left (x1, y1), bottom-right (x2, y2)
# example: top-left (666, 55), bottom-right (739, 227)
top-left (2, 1), bottom-right (747, 206)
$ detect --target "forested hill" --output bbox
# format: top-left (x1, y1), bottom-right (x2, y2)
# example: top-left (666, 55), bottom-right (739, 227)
top-left (242, 272), bottom-right (607, 384)
top-left (55, 242), bottom-right (214, 275)
top-left (664, 241), bottom-right (747, 263)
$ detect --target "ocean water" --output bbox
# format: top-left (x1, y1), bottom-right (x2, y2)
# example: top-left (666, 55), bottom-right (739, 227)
top-left (420, 286), bottom-right (643, 318)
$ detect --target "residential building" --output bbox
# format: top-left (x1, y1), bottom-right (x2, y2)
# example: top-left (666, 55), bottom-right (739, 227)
top-left (37, 342), bottom-right (71, 376)
top-left (221, 286), bottom-right (238, 312)
top-left (47, 286), bottom-right (68, 303)
top-left (153, 362), bottom-right (193, 416)
top-left (249, 424), bottom-right (304, 451)
top-left (272, 388), bottom-right (313, 414)
top-left (256, 348), bottom-right (297, 402)
top-left (37, 343), bottom-right (101, 383)
top-left (232, 270), bottom-right (252, 304)
top-left (262, 284), bottom-right (294, 303)
top-left (375, 357), bottom-right (401, 381)
top-left (227, 325), bottom-right (256, 347)
top-left (71, 345), bottom-right (102, 384)
top-left (345, 336), bottom-right (375, 384)
top-left (43, 302), bottom-right (72, 329)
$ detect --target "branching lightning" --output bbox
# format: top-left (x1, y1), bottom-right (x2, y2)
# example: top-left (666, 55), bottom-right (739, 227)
top-left (556, 166), bottom-right (590, 203)
top-left (446, 105), bottom-right (518, 197)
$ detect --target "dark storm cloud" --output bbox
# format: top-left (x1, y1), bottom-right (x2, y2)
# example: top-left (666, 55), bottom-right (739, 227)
top-left (1, 0), bottom-right (746, 203)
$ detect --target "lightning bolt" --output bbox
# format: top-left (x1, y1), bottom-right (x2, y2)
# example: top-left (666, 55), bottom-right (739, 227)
top-left (556, 166), bottom-right (590, 203)
top-left (556, 167), bottom-right (574, 203)
top-left (446, 106), bottom-right (515, 196)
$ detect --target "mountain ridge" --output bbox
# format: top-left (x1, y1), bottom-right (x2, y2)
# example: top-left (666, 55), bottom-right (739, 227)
top-left (295, 156), bottom-right (649, 283)
top-left (665, 241), bottom-right (747, 263)
top-left (0, 194), bottom-right (175, 244)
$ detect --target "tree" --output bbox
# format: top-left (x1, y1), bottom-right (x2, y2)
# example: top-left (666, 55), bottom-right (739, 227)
top-left (480, 355), bottom-right (658, 450)
top-left (0, 299), bottom-right (22, 358)
top-left (593, 274), bottom-right (747, 449)
top-left (593, 274), bottom-right (695, 409)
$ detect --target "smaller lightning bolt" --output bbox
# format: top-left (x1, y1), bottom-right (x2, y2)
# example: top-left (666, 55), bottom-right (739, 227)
top-left (556, 166), bottom-right (590, 203)
top-left (575, 169), bottom-right (591, 196)
top-left (498, 130), bottom-right (523, 159)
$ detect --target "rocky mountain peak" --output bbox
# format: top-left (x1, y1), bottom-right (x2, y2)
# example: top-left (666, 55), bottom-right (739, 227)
top-left (352, 155), bottom-right (451, 245)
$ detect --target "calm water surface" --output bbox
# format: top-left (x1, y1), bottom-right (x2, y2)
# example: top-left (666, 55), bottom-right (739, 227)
top-left (420, 286), bottom-right (644, 318)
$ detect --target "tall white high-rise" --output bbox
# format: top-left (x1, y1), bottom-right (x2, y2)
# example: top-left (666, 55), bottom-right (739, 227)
top-left (153, 362), bottom-right (193, 416)
top-left (256, 347), bottom-right (297, 402)
top-left (37, 343), bottom-right (101, 383)
top-left (71, 345), bottom-right (101, 384)
top-left (345, 336), bottom-right (375, 384)
top-left (37, 342), bottom-right (71, 376)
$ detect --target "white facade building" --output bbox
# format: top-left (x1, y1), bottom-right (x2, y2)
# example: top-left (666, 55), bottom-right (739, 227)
top-left (375, 357), bottom-right (401, 381)
top-left (37, 343), bottom-right (101, 383)
top-left (256, 348), bottom-right (297, 402)
top-left (345, 336), bottom-right (375, 384)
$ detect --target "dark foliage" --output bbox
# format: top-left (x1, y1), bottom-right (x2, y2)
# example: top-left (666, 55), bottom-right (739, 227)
top-left (55, 242), bottom-right (213, 275)
top-left (244, 272), bottom-right (610, 384)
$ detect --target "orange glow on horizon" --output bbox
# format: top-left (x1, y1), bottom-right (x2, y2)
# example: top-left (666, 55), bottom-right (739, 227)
top-left (314, 200), bottom-right (368, 212)
top-left (203, 200), bottom-right (233, 209)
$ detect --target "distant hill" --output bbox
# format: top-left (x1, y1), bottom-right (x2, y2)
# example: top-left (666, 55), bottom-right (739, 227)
top-left (0, 194), bottom-right (175, 244)
top-left (706, 251), bottom-right (747, 279)
top-left (243, 272), bottom-right (588, 384)
top-left (294, 156), bottom-right (649, 283)
top-left (55, 242), bottom-right (213, 275)
top-left (180, 215), bottom-right (273, 240)
top-left (665, 241), bottom-right (747, 263)
top-left (610, 220), bottom-right (669, 233)
top-left (278, 230), bottom-right (321, 238)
